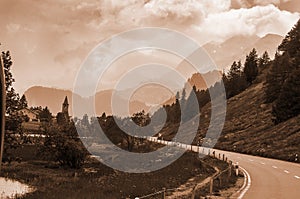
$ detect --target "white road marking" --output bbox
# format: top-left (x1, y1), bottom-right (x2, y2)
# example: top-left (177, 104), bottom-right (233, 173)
top-left (284, 170), bottom-right (290, 174)
top-left (249, 159), bottom-right (254, 162)
top-left (272, 166), bottom-right (278, 169)
top-left (295, 176), bottom-right (300, 179)
top-left (238, 166), bottom-right (251, 199)
top-left (260, 162), bottom-right (265, 165)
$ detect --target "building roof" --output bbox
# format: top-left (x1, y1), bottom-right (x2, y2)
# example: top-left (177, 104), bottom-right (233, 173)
top-left (63, 96), bottom-right (69, 105)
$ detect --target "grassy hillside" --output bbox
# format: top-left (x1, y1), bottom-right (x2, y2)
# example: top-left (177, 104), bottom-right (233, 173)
top-left (196, 69), bottom-right (300, 161)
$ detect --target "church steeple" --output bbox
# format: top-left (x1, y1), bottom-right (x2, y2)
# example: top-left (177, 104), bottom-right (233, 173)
top-left (62, 96), bottom-right (69, 121)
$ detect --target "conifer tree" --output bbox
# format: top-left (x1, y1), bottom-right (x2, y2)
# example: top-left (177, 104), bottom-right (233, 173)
top-left (244, 48), bottom-right (259, 84)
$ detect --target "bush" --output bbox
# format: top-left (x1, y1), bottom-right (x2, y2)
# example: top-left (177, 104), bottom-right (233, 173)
top-left (39, 122), bottom-right (88, 169)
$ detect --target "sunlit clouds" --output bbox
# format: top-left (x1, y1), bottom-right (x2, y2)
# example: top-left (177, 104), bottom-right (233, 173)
top-left (0, 0), bottom-right (299, 94)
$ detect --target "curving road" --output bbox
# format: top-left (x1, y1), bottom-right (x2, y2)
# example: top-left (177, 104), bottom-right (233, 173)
top-left (148, 138), bottom-right (300, 199)
top-left (215, 149), bottom-right (300, 199)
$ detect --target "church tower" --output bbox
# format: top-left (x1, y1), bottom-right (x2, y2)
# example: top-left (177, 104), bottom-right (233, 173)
top-left (62, 96), bottom-right (69, 122)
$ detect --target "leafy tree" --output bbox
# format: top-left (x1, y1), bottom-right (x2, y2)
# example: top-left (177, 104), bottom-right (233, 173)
top-left (39, 106), bottom-right (52, 123)
top-left (1, 51), bottom-right (25, 161)
top-left (56, 112), bottom-right (66, 125)
top-left (2, 51), bottom-right (20, 115)
top-left (119, 111), bottom-right (152, 151)
top-left (39, 122), bottom-right (88, 169)
top-left (244, 48), bottom-right (259, 84)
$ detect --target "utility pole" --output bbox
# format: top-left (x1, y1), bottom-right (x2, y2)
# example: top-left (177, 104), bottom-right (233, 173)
top-left (0, 52), bottom-right (6, 173)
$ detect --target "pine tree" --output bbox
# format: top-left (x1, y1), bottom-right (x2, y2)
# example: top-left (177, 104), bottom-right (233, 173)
top-left (272, 68), bottom-right (300, 124)
top-left (244, 48), bottom-right (259, 84)
top-left (226, 60), bottom-right (247, 98)
top-left (258, 51), bottom-right (271, 70)
top-left (20, 94), bottom-right (28, 109)
top-left (278, 20), bottom-right (300, 58)
top-left (265, 19), bottom-right (300, 123)
top-left (265, 52), bottom-right (291, 103)
top-left (183, 85), bottom-right (199, 122)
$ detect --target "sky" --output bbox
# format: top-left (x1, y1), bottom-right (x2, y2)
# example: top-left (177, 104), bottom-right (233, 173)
top-left (0, 0), bottom-right (299, 95)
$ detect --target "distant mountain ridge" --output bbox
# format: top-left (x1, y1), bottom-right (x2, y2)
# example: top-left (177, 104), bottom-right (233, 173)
top-left (24, 86), bottom-right (151, 117)
top-left (203, 34), bottom-right (283, 69)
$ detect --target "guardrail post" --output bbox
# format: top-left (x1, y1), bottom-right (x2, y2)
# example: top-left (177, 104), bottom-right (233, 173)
top-left (191, 144), bottom-right (192, 151)
top-left (191, 186), bottom-right (196, 199)
top-left (235, 163), bottom-right (239, 176)
top-left (162, 188), bottom-right (166, 199)
top-left (222, 154), bottom-right (225, 161)
top-left (209, 179), bottom-right (213, 194)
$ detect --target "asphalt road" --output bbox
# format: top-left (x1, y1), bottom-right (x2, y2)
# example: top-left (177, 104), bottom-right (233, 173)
top-left (149, 138), bottom-right (300, 199)
top-left (215, 149), bottom-right (300, 199)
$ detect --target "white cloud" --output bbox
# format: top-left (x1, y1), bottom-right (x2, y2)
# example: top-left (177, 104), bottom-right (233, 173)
top-left (1, 0), bottom-right (299, 94)
top-left (254, 0), bottom-right (281, 6)
top-left (197, 4), bottom-right (299, 41)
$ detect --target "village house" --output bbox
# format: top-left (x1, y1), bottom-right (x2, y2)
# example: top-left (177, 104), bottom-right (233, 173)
top-left (19, 108), bottom-right (40, 122)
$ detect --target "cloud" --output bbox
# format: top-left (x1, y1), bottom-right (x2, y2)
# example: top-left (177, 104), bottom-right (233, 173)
top-left (254, 0), bottom-right (280, 6)
top-left (0, 0), bottom-right (299, 94)
top-left (197, 4), bottom-right (299, 41)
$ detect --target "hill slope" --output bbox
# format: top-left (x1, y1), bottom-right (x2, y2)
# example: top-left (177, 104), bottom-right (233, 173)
top-left (196, 73), bottom-right (300, 161)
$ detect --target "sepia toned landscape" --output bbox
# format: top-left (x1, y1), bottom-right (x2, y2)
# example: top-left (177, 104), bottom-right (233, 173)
top-left (0, 0), bottom-right (300, 199)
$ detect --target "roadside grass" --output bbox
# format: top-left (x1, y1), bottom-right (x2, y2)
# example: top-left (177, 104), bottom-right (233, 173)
top-left (194, 79), bottom-right (300, 163)
top-left (1, 151), bottom-right (226, 199)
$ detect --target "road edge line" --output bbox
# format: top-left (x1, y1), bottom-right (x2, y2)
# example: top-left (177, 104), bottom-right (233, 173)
top-left (237, 166), bottom-right (251, 199)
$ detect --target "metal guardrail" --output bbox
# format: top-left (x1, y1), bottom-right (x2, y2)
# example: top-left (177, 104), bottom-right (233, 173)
top-left (135, 138), bottom-right (235, 199)
top-left (137, 187), bottom-right (179, 199)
